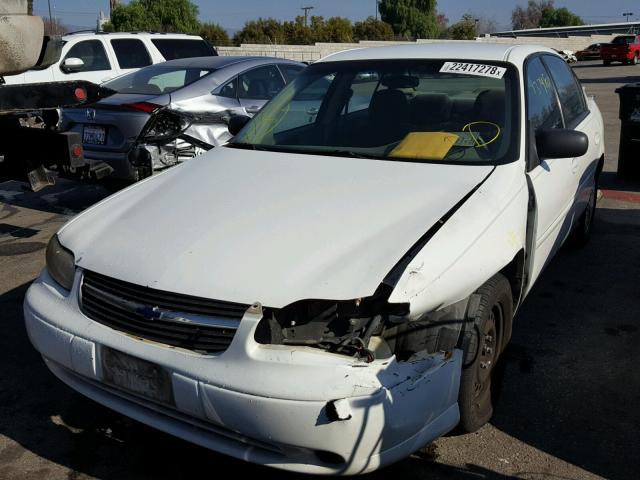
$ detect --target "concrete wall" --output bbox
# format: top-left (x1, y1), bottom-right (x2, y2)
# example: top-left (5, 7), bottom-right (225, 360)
top-left (216, 34), bottom-right (620, 62)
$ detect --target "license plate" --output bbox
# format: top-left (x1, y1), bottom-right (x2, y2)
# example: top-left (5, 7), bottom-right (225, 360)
top-left (101, 347), bottom-right (174, 405)
top-left (83, 125), bottom-right (106, 145)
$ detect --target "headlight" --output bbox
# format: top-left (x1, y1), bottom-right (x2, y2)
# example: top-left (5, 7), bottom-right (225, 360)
top-left (45, 234), bottom-right (75, 291)
top-left (254, 286), bottom-right (409, 361)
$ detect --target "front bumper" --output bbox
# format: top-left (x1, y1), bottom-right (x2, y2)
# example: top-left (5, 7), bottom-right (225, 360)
top-left (24, 269), bottom-right (462, 475)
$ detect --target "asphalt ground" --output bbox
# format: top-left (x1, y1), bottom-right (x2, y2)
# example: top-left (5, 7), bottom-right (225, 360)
top-left (1, 59), bottom-right (639, 480)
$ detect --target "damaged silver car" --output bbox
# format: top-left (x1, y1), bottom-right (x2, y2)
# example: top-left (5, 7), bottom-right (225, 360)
top-left (60, 56), bottom-right (305, 182)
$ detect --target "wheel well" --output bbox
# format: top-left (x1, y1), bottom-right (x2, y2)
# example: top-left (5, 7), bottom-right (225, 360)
top-left (497, 250), bottom-right (525, 349)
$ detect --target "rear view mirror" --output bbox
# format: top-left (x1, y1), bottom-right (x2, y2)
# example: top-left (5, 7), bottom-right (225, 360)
top-left (536, 129), bottom-right (588, 159)
top-left (228, 115), bottom-right (251, 136)
top-left (61, 57), bottom-right (85, 73)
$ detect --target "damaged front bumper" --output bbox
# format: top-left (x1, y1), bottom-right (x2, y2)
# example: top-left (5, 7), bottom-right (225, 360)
top-left (24, 269), bottom-right (462, 475)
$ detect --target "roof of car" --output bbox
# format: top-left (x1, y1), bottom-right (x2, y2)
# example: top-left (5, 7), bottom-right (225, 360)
top-left (318, 42), bottom-right (557, 65)
top-left (62, 31), bottom-right (204, 40)
top-left (150, 56), bottom-right (302, 69)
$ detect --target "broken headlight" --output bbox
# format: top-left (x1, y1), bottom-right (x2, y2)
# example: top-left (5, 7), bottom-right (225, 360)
top-left (45, 234), bottom-right (75, 291)
top-left (254, 286), bottom-right (409, 361)
top-left (140, 109), bottom-right (192, 143)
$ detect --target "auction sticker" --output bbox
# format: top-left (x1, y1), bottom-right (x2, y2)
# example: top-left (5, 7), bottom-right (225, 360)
top-left (440, 62), bottom-right (506, 79)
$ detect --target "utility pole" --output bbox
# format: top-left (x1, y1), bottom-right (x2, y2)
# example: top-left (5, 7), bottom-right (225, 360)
top-left (301, 6), bottom-right (314, 27)
top-left (47, 0), bottom-right (52, 23)
top-left (623, 12), bottom-right (633, 22)
top-left (375, 0), bottom-right (378, 20)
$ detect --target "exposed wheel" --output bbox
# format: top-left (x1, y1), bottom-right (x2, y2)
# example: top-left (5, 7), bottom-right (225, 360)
top-left (458, 273), bottom-right (513, 433)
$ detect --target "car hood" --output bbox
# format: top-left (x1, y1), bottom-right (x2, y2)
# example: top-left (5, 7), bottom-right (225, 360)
top-left (60, 148), bottom-right (493, 308)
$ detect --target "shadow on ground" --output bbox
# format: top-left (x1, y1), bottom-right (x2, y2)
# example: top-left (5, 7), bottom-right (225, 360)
top-left (490, 206), bottom-right (640, 480)
top-left (0, 207), bottom-right (638, 479)
top-left (0, 177), bottom-right (110, 217)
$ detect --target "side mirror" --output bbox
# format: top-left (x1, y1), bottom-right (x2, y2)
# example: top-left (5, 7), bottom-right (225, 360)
top-left (228, 114), bottom-right (251, 136)
top-left (536, 129), bottom-right (588, 159)
top-left (61, 57), bottom-right (85, 73)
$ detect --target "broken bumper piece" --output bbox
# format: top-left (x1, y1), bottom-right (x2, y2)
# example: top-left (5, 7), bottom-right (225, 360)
top-left (24, 270), bottom-right (462, 475)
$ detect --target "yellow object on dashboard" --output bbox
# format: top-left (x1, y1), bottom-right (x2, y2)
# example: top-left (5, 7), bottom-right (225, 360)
top-left (389, 132), bottom-right (460, 160)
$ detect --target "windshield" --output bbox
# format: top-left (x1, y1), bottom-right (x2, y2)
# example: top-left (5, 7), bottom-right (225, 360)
top-left (104, 65), bottom-right (216, 95)
top-left (231, 59), bottom-right (520, 164)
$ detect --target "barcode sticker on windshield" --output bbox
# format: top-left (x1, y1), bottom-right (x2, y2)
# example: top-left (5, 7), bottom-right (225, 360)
top-left (440, 62), bottom-right (506, 79)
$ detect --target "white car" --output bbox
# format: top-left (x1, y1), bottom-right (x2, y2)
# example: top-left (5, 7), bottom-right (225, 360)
top-left (24, 43), bottom-right (604, 474)
top-left (2, 31), bottom-right (216, 86)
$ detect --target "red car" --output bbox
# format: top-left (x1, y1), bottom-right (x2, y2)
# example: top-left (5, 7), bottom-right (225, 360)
top-left (576, 43), bottom-right (602, 61)
top-left (601, 35), bottom-right (640, 65)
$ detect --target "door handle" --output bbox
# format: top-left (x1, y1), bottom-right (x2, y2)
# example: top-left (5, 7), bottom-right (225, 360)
top-left (245, 106), bottom-right (260, 115)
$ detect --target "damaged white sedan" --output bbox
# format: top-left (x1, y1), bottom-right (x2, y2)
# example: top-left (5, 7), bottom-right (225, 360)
top-left (25, 43), bottom-right (604, 474)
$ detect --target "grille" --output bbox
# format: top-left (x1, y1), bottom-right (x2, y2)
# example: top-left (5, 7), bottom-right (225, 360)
top-left (80, 270), bottom-right (249, 354)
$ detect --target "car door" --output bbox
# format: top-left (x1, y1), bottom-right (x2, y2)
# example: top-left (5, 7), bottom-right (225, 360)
top-left (525, 56), bottom-right (579, 286)
top-left (56, 39), bottom-right (115, 84)
top-left (541, 54), bottom-right (598, 221)
top-left (108, 38), bottom-right (153, 78)
top-left (237, 64), bottom-right (286, 116)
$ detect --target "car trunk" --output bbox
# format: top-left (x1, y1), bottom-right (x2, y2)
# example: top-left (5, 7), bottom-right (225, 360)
top-left (61, 93), bottom-right (170, 154)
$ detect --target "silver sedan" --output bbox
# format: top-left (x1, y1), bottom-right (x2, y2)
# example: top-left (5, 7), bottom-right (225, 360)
top-left (61, 56), bottom-right (305, 182)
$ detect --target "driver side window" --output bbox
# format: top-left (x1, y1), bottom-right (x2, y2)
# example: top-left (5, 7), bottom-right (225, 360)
top-left (526, 57), bottom-right (563, 132)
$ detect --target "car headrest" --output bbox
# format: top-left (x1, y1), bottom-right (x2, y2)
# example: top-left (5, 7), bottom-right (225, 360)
top-left (369, 89), bottom-right (410, 125)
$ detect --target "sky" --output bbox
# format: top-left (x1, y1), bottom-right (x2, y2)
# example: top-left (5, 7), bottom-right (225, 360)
top-left (32, 0), bottom-right (640, 33)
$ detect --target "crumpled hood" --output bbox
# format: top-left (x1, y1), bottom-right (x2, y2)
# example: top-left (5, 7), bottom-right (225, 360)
top-left (60, 148), bottom-right (492, 308)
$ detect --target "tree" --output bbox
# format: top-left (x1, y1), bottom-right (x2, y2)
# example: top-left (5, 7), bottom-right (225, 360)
top-left (199, 22), bottom-right (231, 46)
top-left (233, 18), bottom-right (287, 45)
top-left (379, 0), bottom-right (440, 39)
top-left (105, 0), bottom-right (199, 33)
top-left (282, 16), bottom-right (314, 44)
top-left (447, 14), bottom-right (477, 40)
top-left (310, 16), bottom-right (353, 43)
top-left (353, 17), bottom-right (394, 41)
top-left (511, 0), bottom-right (554, 30)
top-left (539, 6), bottom-right (583, 27)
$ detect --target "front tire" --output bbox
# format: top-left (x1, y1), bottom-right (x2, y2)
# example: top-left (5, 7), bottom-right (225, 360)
top-left (458, 273), bottom-right (513, 433)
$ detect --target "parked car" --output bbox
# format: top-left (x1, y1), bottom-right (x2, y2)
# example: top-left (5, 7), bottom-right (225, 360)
top-left (2, 31), bottom-right (216, 86)
top-left (601, 35), bottom-right (640, 65)
top-left (60, 56), bottom-right (305, 181)
top-left (25, 43), bottom-right (604, 475)
top-left (575, 43), bottom-right (603, 61)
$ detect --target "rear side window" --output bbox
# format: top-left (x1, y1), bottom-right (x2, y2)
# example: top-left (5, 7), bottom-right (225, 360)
top-left (612, 36), bottom-right (635, 45)
top-left (218, 77), bottom-right (238, 98)
top-left (63, 40), bottom-right (111, 72)
top-left (278, 64), bottom-right (305, 83)
top-left (526, 57), bottom-right (563, 132)
top-left (110, 39), bottom-right (152, 69)
top-left (238, 65), bottom-right (285, 100)
top-left (542, 55), bottom-right (588, 128)
top-left (151, 39), bottom-right (215, 60)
